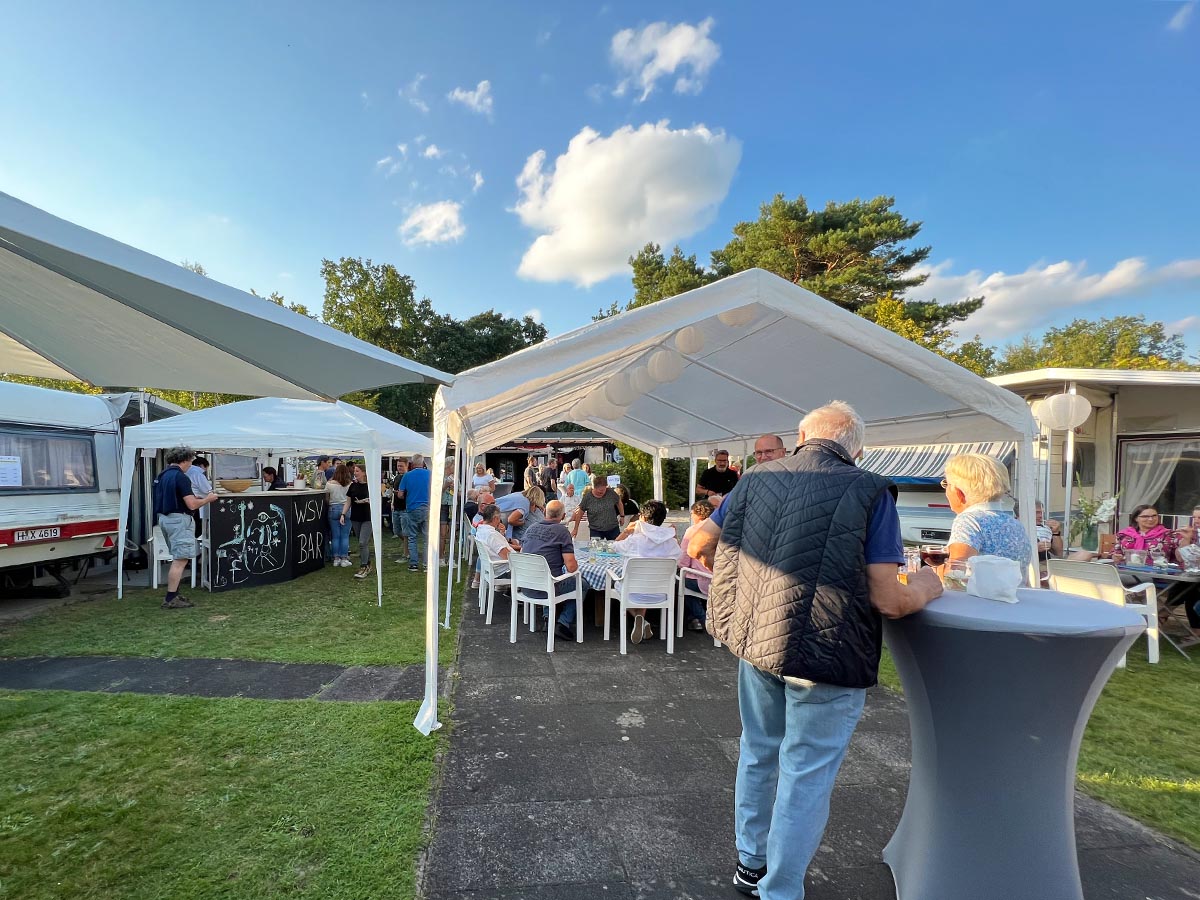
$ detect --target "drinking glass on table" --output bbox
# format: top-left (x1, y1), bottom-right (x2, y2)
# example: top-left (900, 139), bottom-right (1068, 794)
top-left (919, 544), bottom-right (948, 568)
top-left (943, 559), bottom-right (970, 591)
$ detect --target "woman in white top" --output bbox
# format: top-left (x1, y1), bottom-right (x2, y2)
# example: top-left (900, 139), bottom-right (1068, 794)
top-left (471, 463), bottom-right (496, 492)
top-left (325, 463), bottom-right (353, 567)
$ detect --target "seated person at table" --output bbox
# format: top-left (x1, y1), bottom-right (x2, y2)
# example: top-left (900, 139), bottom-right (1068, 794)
top-left (614, 485), bottom-right (638, 520)
top-left (262, 466), bottom-right (285, 490)
top-left (572, 474), bottom-right (624, 540)
top-left (613, 500), bottom-right (681, 644)
top-left (942, 453), bottom-right (1031, 568)
top-left (519, 500), bottom-right (581, 642)
top-left (1106, 505), bottom-right (1181, 564)
top-left (472, 504), bottom-right (519, 587)
top-left (464, 489), bottom-right (479, 526)
top-left (678, 500), bottom-right (715, 632)
top-left (1172, 514), bottom-right (1200, 636)
top-left (560, 480), bottom-right (581, 522)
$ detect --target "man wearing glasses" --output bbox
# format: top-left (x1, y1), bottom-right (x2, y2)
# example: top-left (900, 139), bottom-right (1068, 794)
top-left (698, 448), bottom-right (740, 504)
top-left (752, 434), bottom-right (787, 464)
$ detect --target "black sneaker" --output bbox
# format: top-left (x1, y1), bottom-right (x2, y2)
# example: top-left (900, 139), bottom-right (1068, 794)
top-left (408, 563), bottom-right (420, 572)
top-left (733, 861), bottom-right (766, 897)
top-left (161, 595), bottom-right (194, 610)
top-left (554, 622), bottom-right (575, 641)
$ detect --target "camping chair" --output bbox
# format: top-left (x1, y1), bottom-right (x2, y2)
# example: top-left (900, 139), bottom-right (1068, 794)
top-left (675, 566), bottom-right (722, 648)
top-left (475, 536), bottom-right (512, 623)
top-left (150, 525), bottom-right (199, 590)
top-left (508, 552), bottom-right (584, 652)
top-left (1046, 559), bottom-right (1160, 666)
top-left (604, 557), bottom-right (679, 654)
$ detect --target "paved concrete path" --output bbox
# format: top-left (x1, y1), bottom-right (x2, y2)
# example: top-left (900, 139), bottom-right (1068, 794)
top-left (0, 655), bottom-right (434, 701)
top-left (422, 591), bottom-right (1200, 900)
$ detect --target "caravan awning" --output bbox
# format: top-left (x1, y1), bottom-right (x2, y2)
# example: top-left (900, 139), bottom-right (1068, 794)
top-left (861, 442), bottom-right (1016, 483)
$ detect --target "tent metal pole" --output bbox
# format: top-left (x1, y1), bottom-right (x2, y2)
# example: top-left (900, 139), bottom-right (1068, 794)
top-left (1061, 382), bottom-right (1078, 551)
top-left (415, 402), bottom-right (448, 735)
top-left (652, 452), bottom-right (664, 500)
top-left (688, 457), bottom-right (697, 507)
top-left (1017, 434), bottom-right (1040, 588)
top-left (443, 440), bottom-right (462, 628)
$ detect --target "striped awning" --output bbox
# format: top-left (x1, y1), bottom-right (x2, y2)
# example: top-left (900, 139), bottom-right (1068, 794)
top-left (861, 442), bottom-right (1016, 482)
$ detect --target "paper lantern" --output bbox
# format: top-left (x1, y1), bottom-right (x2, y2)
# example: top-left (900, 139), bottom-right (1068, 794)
top-left (591, 398), bottom-right (623, 420)
top-left (674, 326), bottom-right (705, 355)
top-left (1034, 393), bottom-right (1091, 431)
top-left (605, 372), bottom-right (635, 407)
top-left (630, 366), bottom-right (656, 395)
top-left (718, 305), bottom-right (756, 327)
top-left (648, 348), bottom-right (684, 383)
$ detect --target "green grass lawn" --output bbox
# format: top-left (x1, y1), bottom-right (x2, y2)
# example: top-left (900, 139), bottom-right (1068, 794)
top-left (879, 643), bottom-right (1200, 851)
top-left (0, 552), bottom-right (462, 667)
top-left (0, 690), bottom-right (443, 900)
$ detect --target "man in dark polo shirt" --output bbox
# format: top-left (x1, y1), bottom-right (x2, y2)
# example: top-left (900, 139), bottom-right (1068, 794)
top-left (153, 447), bottom-right (217, 609)
top-left (697, 449), bottom-right (739, 503)
top-left (520, 500), bottom-right (580, 641)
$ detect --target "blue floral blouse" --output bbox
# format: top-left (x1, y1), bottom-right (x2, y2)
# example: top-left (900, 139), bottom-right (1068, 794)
top-left (949, 501), bottom-right (1032, 566)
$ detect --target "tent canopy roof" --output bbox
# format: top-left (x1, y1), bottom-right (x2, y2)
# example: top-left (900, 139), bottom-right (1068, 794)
top-left (0, 191), bottom-right (451, 400)
top-left (120, 397), bottom-right (432, 457)
top-left (438, 269), bottom-right (1037, 454)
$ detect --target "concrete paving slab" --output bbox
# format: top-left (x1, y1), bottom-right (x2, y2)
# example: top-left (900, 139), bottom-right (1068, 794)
top-left (431, 884), bottom-right (634, 900)
top-left (582, 739), bottom-right (734, 800)
top-left (1078, 845), bottom-right (1200, 899)
top-left (439, 735), bottom-right (599, 806)
top-left (597, 792), bottom-right (735, 880)
top-left (317, 665), bottom-right (430, 701)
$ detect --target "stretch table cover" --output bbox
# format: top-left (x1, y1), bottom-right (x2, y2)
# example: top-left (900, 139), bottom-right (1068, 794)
top-left (883, 589), bottom-right (1144, 900)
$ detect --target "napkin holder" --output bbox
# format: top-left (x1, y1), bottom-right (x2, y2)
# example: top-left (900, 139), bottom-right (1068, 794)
top-left (966, 555), bottom-right (1022, 603)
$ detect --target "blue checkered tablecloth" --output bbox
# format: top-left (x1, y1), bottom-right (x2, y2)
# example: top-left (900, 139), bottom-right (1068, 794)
top-left (576, 550), bottom-right (624, 591)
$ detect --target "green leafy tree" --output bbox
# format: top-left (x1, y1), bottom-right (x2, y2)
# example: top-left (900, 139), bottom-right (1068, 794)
top-left (629, 243), bottom-right (714, 310)
top-left (997, 315), bottom-right (1192, 373)
top-left (712, 194), bottom-right (981, 337)
top-left (253, 288), bottom-right (314, 319)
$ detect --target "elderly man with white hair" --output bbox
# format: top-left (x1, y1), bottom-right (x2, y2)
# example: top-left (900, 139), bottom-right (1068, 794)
top-left (689, 401), bottom-right (942, 900)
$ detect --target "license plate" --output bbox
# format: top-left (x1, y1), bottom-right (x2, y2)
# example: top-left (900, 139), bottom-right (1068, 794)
top-left (14, 527), bottom-right (60, 543)
top-left (920, 529), bottom-right (950, 540)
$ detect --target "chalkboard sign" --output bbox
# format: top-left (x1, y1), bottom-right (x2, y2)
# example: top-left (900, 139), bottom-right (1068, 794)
top-left (208, 492), bottom-right (327, 591)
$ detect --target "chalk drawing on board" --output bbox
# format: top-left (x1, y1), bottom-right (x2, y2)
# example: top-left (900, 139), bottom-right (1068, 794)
top-left (214, 499), bottom-right (288, 588)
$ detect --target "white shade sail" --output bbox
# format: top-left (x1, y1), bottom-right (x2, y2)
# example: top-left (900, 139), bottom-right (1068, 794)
top-left (0, 191), bottom-right (452, 400)
top-left (412, 268), bottom-right (1041, 735)
top-left (116, 397), bottom-right (433, 606)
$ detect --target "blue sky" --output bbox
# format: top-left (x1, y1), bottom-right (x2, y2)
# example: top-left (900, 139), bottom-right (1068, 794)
top-left (1, 1), bottom-right (1197, 355)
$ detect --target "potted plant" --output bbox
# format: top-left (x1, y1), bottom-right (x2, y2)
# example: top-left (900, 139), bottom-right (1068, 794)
top-left (1070, 476), bottom-right (1119, 552)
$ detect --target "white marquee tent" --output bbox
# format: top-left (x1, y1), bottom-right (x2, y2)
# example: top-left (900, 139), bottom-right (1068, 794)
top-left (0, 191), bottom-right (451, 399)
top-left (412, 268), bottom-right (1039, 734)
top-left (117, 397), bottom-right (432, 605)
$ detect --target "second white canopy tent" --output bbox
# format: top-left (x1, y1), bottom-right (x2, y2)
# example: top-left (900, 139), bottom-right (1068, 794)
top-left (413, 268), bottom-right (1040, 735)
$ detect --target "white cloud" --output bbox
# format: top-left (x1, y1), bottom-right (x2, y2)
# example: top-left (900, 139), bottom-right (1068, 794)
top-left (611, 17), bottom-right (719, 101)
top-left (472, 171), bottom-right (485, 193)
top-left (399, 201), bottom-right (465, 246)
top-left (524, 307), bottom-right (543, 323)
top-left (397, 143), bottom-right (408, 157)
top-left (905, 256), bottom-right (1200, 341)
top-left (513, 120), bottom-right (741, 286)
top-left (400, 73), bottom-right (430, 113)
top-left (423, 144), bottom-right (443, 159)
top-left (375, 155), bottom-right (393, 169)
top-left (1168, 1), bottom-right (1195, 31)
top-left (447, 79), bottom-right (494, 119)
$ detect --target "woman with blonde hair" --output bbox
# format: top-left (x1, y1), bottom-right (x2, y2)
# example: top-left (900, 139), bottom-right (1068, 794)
top-left (942, 453), bottom-right (1031, 566)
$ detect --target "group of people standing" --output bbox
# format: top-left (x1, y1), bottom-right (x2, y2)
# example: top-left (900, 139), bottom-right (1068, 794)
top-left (314, 453), bottom-right (433, 579)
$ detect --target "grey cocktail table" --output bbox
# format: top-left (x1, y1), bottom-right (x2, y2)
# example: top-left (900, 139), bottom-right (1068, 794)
top-left (882, 588), bottom-right (1145, 900)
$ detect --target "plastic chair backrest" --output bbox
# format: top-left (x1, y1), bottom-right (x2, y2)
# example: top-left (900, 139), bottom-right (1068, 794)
top-left (621, 557), bottom-right (678, 602)
top-left (1046, 559), bottom-right (1125, 606)
top-left (152, 526), bottom-right (173, 562)
top-left (475, 536), bottom-right (504, 578)
top-left (509, 552), bottom-right (554, 599)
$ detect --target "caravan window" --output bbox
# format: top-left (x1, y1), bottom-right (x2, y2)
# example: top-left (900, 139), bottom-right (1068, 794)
top-left (0, 427), bottom-right (98, 493)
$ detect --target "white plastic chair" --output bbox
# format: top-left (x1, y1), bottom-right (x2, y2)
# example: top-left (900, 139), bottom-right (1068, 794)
top-left (150, 524), bottom-right (198, 590)
top-left (475, 536), bottom-right (511, 623)
top-left (604, 557), bottom-right (679, 654)
top-left (676, 566), bottom-right (722, 647)
top-left (1047, 559), bottom-right (1159, 667)
top-left (508, 552), bottom-right (583, 652)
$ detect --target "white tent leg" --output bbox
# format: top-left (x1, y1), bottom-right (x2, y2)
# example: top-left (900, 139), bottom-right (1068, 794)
top-left (1017, 435), bottom-right (1040, 588)
top-left (688, 456), bottom-right (697, 507)
top-left (652, 452), bottom-right (664, 500)
top-left (116, 441), bottom-right (139, 599)
top-left (415, 404), bottom-right (448, 735)
top-left (367, 448), bottom-right (384, 607)
top-left (443, 441), bottom-right (462, 628)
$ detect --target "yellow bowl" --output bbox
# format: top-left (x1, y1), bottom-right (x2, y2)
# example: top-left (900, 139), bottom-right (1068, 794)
top-left (218, 478), bottom-right (258, 493)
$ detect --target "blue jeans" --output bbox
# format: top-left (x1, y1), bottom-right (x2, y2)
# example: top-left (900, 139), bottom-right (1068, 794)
top-left (406, 504), bottom-right (429, 566)
top-left (736, 659), bottom-right (866, 899)
top-left (683, 577), bottom-right (706, 623)
top-left (328, 509), bottom-right (351, 559)
top-left (391, 508), bottom-right (406, 538)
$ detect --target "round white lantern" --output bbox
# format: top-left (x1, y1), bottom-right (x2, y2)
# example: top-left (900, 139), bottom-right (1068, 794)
top-left (605, 372), bottom-right (635, 407)
top-left (718, 305), bottom-right (756, 327)
top-left (674, 326), bottom-right (705, 355)
top-left (648, 348), bottom-right (684, 383)
top-left (593, 398), bottom-right (624, 421)
top-left (630, 366), bottom-right (656, 395)
top-left (1034, 393), bottom-right (1091, 431)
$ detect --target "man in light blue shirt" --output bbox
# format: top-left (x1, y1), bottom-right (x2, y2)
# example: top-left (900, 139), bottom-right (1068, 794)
top-left (397, 453), bottom-right (432, 570)
top-left (564, 459), bottom-right (590, 496)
